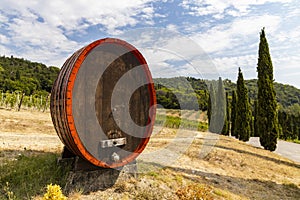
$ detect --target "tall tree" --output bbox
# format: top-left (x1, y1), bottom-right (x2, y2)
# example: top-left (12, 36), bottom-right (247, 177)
top-left (215, 77), bottom-right (226, 133)
top-left (231, 90), bottom-right (237, 138)
top-left (257, 28), bottom-right (279, 151)
top-left (222, 92), bottom-right (230, 135)
top-left (235, 68), bottom-right (252, 141)
top-left (253, 100), bottom-right (259, 137)
top-left (208, 83), bottom-right (216, 132)
top-left (16, 69), bottom-right (21, 80)
top-left (249, 97), bottom-right (254, 137)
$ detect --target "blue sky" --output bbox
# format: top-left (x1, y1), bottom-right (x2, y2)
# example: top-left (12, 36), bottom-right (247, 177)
top-left (0, 0), bottom-right (299, 88)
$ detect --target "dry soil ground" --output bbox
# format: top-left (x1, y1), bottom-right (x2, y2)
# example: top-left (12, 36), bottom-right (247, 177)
top-left (0, 108), bottom-right (300, 199)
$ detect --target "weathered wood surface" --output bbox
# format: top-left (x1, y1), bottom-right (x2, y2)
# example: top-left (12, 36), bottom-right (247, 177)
top-left (50, 38), bottom-right (156, 168)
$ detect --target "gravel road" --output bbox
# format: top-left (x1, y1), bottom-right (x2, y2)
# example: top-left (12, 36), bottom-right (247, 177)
top-left (247, 137), bottom-right (300, 163)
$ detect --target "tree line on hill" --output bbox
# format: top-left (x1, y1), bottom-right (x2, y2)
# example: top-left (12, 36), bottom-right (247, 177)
top-left (0, 55), bottom-right (59, 111)
top-left (0, 55), bottom-right (59, 96)
top-left (154, 78), bottom-right (300, 111)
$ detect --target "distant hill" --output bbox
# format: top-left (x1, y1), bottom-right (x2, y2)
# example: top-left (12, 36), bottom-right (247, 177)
top-left (223, 79), bottom-right (300, 108)
top-left (0, 55), bottom-right (60, 95)
top-left (154, 77), bottom-right (300, 110)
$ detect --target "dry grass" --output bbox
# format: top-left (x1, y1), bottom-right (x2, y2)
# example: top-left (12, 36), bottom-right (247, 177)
top-left (156, 108), bottom-right (207, 122)
top-left (0, 108), bottom-right (55, 135)
top-left (1, 108), bottom-right (300, 199)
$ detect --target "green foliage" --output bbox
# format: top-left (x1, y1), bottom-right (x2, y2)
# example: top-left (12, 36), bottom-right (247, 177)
top-left (207, 84), bottom-right (215, 132)
top-left (150, 73), bottom-right (300, 128)
top-left (155, 76), bottom-right (300, 114)
top-left (215, 77), bottom-right (226, 133)
top-left (156, 87), bottom-right (180, 109)
top-left (278, 109), bottom-right (300, 140)
top-left (253, 100), bottom-right (259, 137)
top-left (207, 78), bottom-right (226, 133)
top-left (0, 55), bottom-right (59, 95)
top-left (256, 28), bottom-right (279, 151)
top-left (285, 104), bottom-right (300, 116)
top-left (154, 77), bottom-right (208, 111)
top-left (235, 68), bottom-right (252, 141)
top-left (221, 92), bottom-right (230, 135)
top-left (155, 114), bottom-right (208, 131)
top-left (0, 153), bottom-right (70, 199)
top-left (0, 91), bottom-right (50, 111)
top-left (231, 90), bottom-right (237, 137)
top-left (3, 182), bottom-right (16, 200)
top-left (236, 79), bottom-right (300, 108)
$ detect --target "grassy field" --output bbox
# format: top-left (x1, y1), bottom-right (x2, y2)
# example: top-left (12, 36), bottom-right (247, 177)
top-left (0, 108), bottom-right (300, 199)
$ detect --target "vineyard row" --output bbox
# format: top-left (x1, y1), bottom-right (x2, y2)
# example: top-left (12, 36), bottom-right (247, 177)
top-left (0, 91), bottom-right (50, 112)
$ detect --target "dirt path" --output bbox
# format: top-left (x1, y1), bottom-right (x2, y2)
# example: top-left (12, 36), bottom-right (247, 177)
top-left (0, 132), bottom-right (63, 152)
top-left (247, 137), bottom-right (300, 163)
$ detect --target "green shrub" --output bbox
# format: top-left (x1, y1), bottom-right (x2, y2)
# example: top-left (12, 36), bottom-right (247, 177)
top-left (155, 114), bottom-right (208, 131)
top-left (0, 152), bottom-right (70, 199)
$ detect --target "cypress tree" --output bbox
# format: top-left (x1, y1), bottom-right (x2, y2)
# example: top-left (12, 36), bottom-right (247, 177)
top-left (226, 92), bottom-right (230, 135)
top-left (231, 90), bottom-right (237, 138)
top-left (250, 98), bottom-right (254, 137)
top-left (235, 68), bottom-right (252, 141)
top-left (222, 92), bottom-right (230, 135)
top-left (277, 110), bottom-right (284, 139)
top-left (286, 114), bottom-right (293, 139)
top-left (291, 115), bottom-right (297, 140)
top-left (279, 111), bottom-right (288, 140)
top-left (208, 83), bottom-right (216, 132)
top-left (297, 115), bottom-right (300, 140)
top-left (253, 100), bottom-right (259, 137)
top-left (257, 28), bottom-right (279, 151)
top-left (16, 70), bottom-right (21, 80)
top-left (215, 77), bottom-right (226, 133)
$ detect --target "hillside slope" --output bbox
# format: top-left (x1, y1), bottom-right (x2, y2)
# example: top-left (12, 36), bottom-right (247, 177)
top-left (81, 131), bottom-right (300, 200)
top-left (155, 77), bottom-right (300, 109)
top-left (0, 55), bottom-right (59, 95)
top-left (0, 109), bottom-right (299, 199)
top-left (1, 55), bottom-right (299, 108)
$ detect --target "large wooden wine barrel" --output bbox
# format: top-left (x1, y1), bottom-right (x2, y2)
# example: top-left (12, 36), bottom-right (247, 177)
top-left (50, 38), bottom-right (156, 168)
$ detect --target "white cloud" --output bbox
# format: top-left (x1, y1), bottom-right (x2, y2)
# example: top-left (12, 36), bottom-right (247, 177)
top-left (2, 12), bottom-right (80, 66)
top-left (181, 0), bottom-right (292, 17)
top-left (0, 45), bottom-right (12, 56)
top-left (274, 26), bottom-right (300, 43)
top-left (190, 14), bottom-right (281, 54)
top-left (285, 6), bottom-right (300, 18)
top-left (0, 34), bottom-right (9, 44)
top-left (0, 0), bottom-right (156, 33)
top-left (166, 24), bottom-right (178, 32)
top-left (119, 28), bottom-right (219, 79)
top-left (0, 0), bottom-right (161, 66)
top-left (213, 54), bottom-right (256, 72)
top-left (0, 12), bottom-right (8, 24)
top-left (274, 55), bottom-right (300, 88)
top-left (273, 55), bottom-right (300, 70)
